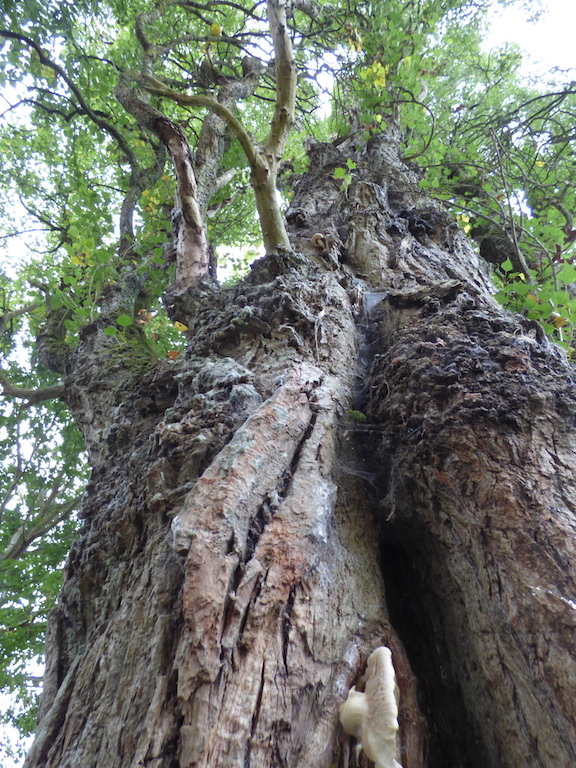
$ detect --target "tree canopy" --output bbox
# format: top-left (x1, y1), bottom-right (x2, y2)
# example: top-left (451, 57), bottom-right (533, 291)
top-left (1, 0), bottom-right (575, 760)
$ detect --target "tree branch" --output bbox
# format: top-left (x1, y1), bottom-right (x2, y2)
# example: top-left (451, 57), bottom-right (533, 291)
top-left (141, 75), bottom-right (259, 168)
top-left (118, 142), bottom-right (167, 255)
top-left (135, 0), bottom-right (295, 254)
top-left (0, 29), bottom-right (138, 168)
top-left (265, 0), bottom-right (296, 160)
top-left (1, 494), bottom-right (81, 563)
top-left (0, 370), bottom-right (64, 405)
top-left (490, 128), bottom-right (531, 277)
top-left (116, 73), bottom-right (211, 287)
top-left (0, 302), bottom-right (41, 337)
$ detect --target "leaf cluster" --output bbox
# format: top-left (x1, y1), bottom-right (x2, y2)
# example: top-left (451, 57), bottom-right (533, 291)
top-left (495, 258), bottom-right (576, 356)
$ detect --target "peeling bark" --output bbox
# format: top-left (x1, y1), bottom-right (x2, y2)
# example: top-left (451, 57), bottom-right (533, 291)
top-left (25, 127), bottom-right (576, 768)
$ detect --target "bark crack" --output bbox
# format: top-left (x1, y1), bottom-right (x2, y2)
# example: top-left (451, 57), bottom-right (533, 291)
top-left (281, 584), bottom-right (296, 673)
top-left (244, 659), bottom-right (266, 768)
top-left (220, 390), bottom-right (319, 644)
top-left (240, 395), bottom-right (318, 564)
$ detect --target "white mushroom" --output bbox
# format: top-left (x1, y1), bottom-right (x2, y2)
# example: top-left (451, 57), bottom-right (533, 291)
top-left (339, 646), bottom-right (402, 768)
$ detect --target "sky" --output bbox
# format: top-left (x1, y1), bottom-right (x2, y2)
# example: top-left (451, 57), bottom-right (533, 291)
top-left (2, 1), bottom-right (576, 766)
top-left (486, 0), bottom-right (576, 76)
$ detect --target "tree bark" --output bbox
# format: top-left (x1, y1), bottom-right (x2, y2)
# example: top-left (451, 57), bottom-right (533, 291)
top-left (25, 127), bottom-right (576, 768)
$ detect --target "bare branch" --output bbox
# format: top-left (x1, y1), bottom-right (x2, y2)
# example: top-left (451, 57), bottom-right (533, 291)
top-left (490, 128), bottom-right (532, 277)
top-left (214, 167), bottom-right (238, 193)
top-left (0, 369), bottom-right (64, 405)
top-left (116, 74), bottom-right (211, 286)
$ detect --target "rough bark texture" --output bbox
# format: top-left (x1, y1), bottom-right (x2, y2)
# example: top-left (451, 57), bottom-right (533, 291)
top-left (25, 127), bottom-right (576, 768)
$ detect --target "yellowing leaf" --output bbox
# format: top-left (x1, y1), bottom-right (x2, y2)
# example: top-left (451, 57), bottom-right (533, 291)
top-left (70, 254), bottom-right (93, 267)
top-left (210, 21), bottom-right (222, 36)
top-left (535, 160), bottom-right (545, 167)
top-left (551, 314), bottom-right (568, 328)
top-left (174, 321), bottom-right (189, 332)
top-left (136, 309), bottom-right (155, 324)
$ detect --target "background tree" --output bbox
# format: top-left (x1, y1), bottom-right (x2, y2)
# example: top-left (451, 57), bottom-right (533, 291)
top-left (1, 0), bottom-right (576, 766)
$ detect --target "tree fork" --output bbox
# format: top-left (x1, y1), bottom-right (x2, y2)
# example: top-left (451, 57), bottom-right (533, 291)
top-left (140, 0), bottom-right (297, 256)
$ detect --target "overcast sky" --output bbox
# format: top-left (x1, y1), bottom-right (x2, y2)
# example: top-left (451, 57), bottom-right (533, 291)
top-left (486, 0), bottom-right (576, 77)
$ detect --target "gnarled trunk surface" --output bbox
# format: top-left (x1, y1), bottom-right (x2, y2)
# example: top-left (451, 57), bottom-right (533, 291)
top-left (25, 129), bottom-right (576, 768)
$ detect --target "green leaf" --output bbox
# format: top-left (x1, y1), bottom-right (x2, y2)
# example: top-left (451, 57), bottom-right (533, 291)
top-left (116, 314), bottom-right (134, 327)
top-left (556, 264), bottom-right (576, 284)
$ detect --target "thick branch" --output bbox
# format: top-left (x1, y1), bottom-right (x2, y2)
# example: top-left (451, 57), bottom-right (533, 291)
top-left (118, 142), bottom-right (167, 255)
top-left (194, 76), bottom-right (261, 216)
top-left (0, 370), bottom-right (64, 405)
top-left (115, 75), bottom-right (210, 287)
top-left (140, 73), bottom-right (296, 253)
top-left (141, 75), bottom-right (258, 168)
top-left (138, 0), bottom-right (296, 255)
top-left (265, 0), bottom-right (296, 160)
top-left (141, 71), bottom-right (292, 252)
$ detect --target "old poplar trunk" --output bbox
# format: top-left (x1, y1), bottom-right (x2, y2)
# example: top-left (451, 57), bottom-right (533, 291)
top-left (25, 129), bottom-right (576, 768)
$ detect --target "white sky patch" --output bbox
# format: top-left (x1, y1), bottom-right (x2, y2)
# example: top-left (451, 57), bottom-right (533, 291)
top-left (485, 0), bottom-right (576, 77)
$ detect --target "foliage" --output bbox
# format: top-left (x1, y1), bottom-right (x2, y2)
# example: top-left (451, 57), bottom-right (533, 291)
top-left (0, 362), bottom-right (86, 748)
top-left (333, 159), bottom-right (357, 191)
top-left (329, 0), bottom-right (576, 292)
top-left (494, 258), bottom-right (576, 355)
top-left (346, 409), bottom-right (367, 423)
top-left (1, 0), bottom-right (575, 757)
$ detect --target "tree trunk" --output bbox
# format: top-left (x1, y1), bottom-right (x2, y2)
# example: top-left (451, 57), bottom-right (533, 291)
top-left (25, 128), bottom-right (576, 768)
